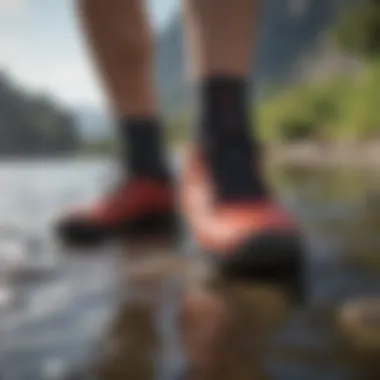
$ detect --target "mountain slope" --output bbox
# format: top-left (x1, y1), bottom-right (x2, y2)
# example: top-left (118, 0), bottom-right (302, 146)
top-left (155, 0), bottom-right (360, 114)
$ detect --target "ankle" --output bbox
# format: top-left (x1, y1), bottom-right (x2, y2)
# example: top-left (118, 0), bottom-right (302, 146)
top-left (196, 76), bottom-right (266, 200)
top-left (119, 117), bottom-right (172, 182)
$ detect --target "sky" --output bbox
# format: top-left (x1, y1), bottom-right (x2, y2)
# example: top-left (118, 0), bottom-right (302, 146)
top-left (0, 0), bottom-right (179, 108)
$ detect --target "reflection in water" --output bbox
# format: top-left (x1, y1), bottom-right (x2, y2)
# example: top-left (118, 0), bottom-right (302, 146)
top-left (87, 241), bottom-right (380, 380)
top-left (85, 165), bottom-right (380, 380)
top-left (0, 161), bottom-right (379, 379)
top-left (93, 240), bottom-right (180, 380)
top-left (90, 240), bottom-right (291, 380)
top-left (179, 282), bottom-right (291, 380)
top-left (87, 248), bottom-right (380, 380)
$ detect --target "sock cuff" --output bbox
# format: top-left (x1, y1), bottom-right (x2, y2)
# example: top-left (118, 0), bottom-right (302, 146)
top-left (200, 76), bottom-right (249, 93)
top-left (119, 118), bottom-right (171, 181)
top-left (120, 117), bottom-right (164, 144)
top-left (197, 76), bottom-right (251, 141)
top-left (196, 76), bottom-right (266, 199)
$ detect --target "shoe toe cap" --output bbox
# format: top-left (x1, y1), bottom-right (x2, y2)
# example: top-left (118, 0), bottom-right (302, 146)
top-left (215, 230), bottom-right (306, 303)
top-left (55, 215), bottom-right (106, 247)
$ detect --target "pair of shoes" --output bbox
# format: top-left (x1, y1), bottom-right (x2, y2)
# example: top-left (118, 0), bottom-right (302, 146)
top-left (56, 146), bottom-right (304, 296)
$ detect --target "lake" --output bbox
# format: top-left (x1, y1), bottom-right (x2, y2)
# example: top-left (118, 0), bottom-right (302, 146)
top-left (0, 159), bottom-right (379, 380)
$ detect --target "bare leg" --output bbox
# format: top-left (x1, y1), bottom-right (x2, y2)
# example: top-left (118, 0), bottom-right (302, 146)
top-left (78, 0), bottom-right (157, 117)
top-left (57, 0), bottom-right (175, 248)
top-left (180, 0), bottom-right (302, 289)
top-left (183, 0), bottom-right (258, 80)
top-left (182, 0), bottom-right (264, 201)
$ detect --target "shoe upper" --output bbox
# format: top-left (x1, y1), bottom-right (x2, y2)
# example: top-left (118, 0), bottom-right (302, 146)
top-left (180, 148), bottom-right (297, 255)
top-left (62, 177), bottom-right (175, 226)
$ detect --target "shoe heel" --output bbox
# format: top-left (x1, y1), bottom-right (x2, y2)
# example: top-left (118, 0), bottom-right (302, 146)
top-left (216, 232), bottom-right (307, 306)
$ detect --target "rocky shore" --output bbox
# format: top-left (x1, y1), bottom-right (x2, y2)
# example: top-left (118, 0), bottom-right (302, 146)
top-left (267, 141), bottom-right (380, 169)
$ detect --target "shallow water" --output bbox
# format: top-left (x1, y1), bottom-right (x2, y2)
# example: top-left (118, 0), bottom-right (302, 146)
top-left (0, 160), bottom-right (379, 379)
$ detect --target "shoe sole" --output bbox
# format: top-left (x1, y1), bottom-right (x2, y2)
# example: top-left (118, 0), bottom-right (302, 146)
top-left (55, 211), bottom-right (181, 249)
top-left (209, 231), bottom-right (306, 305)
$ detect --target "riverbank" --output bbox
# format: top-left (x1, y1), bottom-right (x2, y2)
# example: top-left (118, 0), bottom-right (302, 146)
top-left (171, 140), bottom-right (380, 170)
top-left (78, 139), bottom-right (380, 170)
top-left (266, 141), bottom-right (380, 169)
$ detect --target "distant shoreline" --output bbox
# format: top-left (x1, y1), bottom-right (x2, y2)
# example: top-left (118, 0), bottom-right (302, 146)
top-left (266, 141), bottom-right (380, 169)
top-left (4, 141), bottom-right (380, 170)
top-left (172, 140), bottom-right (380, 170)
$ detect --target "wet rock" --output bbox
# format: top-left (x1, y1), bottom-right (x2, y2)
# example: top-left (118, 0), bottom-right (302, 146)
top-left (337, 297), bottom-right (380, 377)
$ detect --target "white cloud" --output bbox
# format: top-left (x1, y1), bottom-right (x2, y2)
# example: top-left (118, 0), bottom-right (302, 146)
top-left (0, 0), bottom-right (177, 107)
top-left (3, 58), bottom-right (103, 107)
top-left (0, 0), bottom-right (104, 106)
top-left (0, 32), bottom-right (103, 107)
top-left (0, 0), bottom-right (29, 16)
top-left (28, 60), bottom-right (104, 106)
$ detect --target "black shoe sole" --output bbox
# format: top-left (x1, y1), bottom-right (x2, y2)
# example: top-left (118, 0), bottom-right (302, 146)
top-left (209, 231), bottom-right (306, 305)
top-left (55, 211), bottom-right (181, 248)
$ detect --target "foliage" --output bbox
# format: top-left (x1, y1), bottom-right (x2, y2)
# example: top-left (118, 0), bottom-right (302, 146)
top-left (168, 59), bottom-right (380, 144)
top-left (257, 0), bottom-right (380, 142)
top-left (257, 60), bottom-right (380, 142)
top-left (166, 107), bottom-right (192, 143)
top-left (81, 138), bottom-right (115, 156)
top-left (333, 0), bottom-right (380, 58)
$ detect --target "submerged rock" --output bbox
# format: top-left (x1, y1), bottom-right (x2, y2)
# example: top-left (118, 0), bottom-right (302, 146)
top-left (337, 297), bottom-right (380, 377)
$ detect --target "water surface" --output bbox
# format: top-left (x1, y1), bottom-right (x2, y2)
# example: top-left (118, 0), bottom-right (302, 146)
top-left (0, 160), bottom-right (379, 379)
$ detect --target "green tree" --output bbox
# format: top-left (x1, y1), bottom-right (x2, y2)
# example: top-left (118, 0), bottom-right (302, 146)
top-left (333, 0), bottom-right (380, 58)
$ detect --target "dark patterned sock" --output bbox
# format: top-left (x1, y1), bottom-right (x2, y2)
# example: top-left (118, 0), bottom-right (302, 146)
top-left (198, 76), bottom-right (266, 200)
top-left (119, 118), bottom-right (171, 182)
